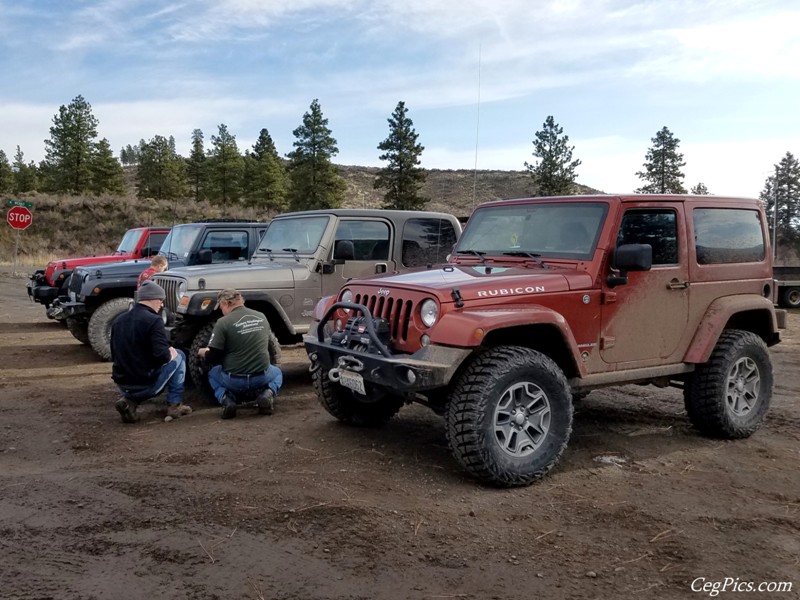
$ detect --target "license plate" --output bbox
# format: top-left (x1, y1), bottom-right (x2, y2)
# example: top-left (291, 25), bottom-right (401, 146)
top-left (338, 370), bottom-right (366, 395)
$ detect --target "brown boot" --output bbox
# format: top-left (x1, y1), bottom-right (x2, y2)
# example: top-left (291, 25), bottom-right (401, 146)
top-left (166, 403), bottom-right (192, 419)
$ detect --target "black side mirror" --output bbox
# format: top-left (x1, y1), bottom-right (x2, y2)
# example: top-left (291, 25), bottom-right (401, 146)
top-left (198, 249), bottom-right (213, 264)
top-left (607, 244), bottom-right (652, 288)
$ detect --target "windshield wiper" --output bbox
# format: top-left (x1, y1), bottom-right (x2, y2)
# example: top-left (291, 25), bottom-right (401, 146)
top-left (455, 249), bottom-right (487, 263)
top-left (502, 251), bottom-right (548, 268)
top-left (162, 251), bottom-right (180, 261)
top-left (259, 248), bottom-right (274, 261)
top-left (282, 248), bottom-right (300, 261)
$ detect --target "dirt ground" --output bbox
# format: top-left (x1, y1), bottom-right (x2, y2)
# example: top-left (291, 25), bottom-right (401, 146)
top-left (0, 269), bottom-right (798, 600)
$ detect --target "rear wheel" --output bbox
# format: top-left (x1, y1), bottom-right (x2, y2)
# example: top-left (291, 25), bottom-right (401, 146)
top-left (684, 330), bottom-right (772, 438)
top-left (312, 366), bottom-right (404, 426)
top-left (445, 346), bottom-right (573, 487)
top-left (779, 286), bottom-right (800, 308)
top-left (66, 317), bottom-right (90, 345)
top-left (88, 298), bottom-right (134, 361)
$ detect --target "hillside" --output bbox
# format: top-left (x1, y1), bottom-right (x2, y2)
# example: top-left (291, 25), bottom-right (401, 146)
top-left (0, 166), bottom-right (599, 264)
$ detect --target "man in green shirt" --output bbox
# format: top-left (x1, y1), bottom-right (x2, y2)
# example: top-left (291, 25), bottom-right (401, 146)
top-left (198, 289), bottom-right (283, 419)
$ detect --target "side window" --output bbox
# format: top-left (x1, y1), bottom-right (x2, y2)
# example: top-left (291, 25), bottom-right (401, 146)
top-left (402, 218), bottom-right (459, 268)
top-left (693, 208), bottom-right (764, 264)
top-left (333, 220), bottom-right (390, 261)
top-left (617, 210), bottom-right (678, 265)
top-left (201, 230), bottom-right (249, 262)
top-left (146, 232), bottom-right (168, 252)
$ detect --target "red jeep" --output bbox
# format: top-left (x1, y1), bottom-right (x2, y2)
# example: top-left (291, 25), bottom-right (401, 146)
top-left (27, 226), bottom-right (169, 320)
top-left (305, 195), bottom-right (782, 487)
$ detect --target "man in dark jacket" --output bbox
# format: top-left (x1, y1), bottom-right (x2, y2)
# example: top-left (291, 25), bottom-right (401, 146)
top-left (110, 281), bottom-right (192, 423)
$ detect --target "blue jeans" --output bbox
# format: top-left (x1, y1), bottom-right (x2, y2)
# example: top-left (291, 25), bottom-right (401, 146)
top-left (117, 350), bottom-right (186, 406)
top-left (208, 364), bottom-right (283, 404)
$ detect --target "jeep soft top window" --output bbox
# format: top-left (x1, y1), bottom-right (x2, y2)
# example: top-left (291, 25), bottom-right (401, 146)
top-left (258, 215), bottom-right (329, 254)
top-left (115, 229), bottom-right (141, 254)
top-left (456, 202), bottom-right (607, 260)
top-left (617, 209), bottom-right (678, 265)
top-left (158, 225), bottom-right (204, 260)
top-left (333, 220), bottom-right (390, 261)
top-left (693, 208), bottom-right (765, 264)
top-left (402, 218), bottom-right (458, 267)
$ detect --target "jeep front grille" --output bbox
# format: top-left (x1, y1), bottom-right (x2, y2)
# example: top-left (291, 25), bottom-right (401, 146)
top-left (354, 292), bottom-right (414, 342)
top-left (68, 271), bottom-right (85, 295)
top-left (154, 276), bottom-right (181, 312)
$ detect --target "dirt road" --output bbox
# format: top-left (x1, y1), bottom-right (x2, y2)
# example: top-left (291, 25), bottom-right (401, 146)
top-left (1, 269), bottom-right (798, 600)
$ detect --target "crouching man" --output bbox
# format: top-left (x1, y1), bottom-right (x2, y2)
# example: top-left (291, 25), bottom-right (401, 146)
top-left (198, 288), bottom-right (283, 419)
top-left (110, 281), bottom-right (192, 423)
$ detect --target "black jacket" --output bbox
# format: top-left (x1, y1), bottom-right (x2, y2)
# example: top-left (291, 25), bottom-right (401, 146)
top-left (110, 303), bottom-right (171, 387)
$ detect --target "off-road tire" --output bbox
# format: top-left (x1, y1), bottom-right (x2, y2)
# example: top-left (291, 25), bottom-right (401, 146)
top-left (445, 346), bottom-right (573, 487)
top-left (779, 286), bottom-right (800, 309)
top-left (66, 317), bottom-right (90, 345)
top-left (88, 298), bottom-right (134, 361)
top-left (312, 366), bottom-right (404, 426)
top-left (188, 321), bottom-right (282, 391)
top-left (684, 330), bottom-right (772, 438)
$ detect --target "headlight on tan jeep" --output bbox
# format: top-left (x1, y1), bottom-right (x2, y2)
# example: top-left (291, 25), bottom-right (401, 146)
top-left (420, 299), bottom-right (438, 328)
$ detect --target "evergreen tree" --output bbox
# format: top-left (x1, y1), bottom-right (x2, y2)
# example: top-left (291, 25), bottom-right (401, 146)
top-left (635, 126), bottom-right (686, 194)
top-left (42, 94), bottom-right (99, 193)
top-left (89, 138), bottom-right (126, 195)
top-left (374, 101), bottom-right (428, 210)
top-left (690, 182), bottom-right (710, 195)
top-left (207, 124), bottom-right (244, 206)
top-left (13, 146), bottom-right (38, 193)
top-left (286, 99), bottom-right (345, 211)
top-left (0, 150), bottom-right (13, 193)
top-left (524, 115), bottom-right (582, 196)
top-left (761, 152), bottom-right (800, 246)
top-left (136, 135), bottom-right (188, 200)
top-left (186, 128), bottom-right (208, 203)
top-left (242, 128), bottom-right (288, 217)
top-left (120, 144), bottom-right (140, 166)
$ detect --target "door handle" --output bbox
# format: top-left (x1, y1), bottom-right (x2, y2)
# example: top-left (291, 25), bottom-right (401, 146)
top-left (667, 279), bottom-right (689, 290)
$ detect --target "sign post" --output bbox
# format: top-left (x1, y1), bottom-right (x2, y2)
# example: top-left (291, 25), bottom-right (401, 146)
top-left (6, 202), bottom-right (33, 276)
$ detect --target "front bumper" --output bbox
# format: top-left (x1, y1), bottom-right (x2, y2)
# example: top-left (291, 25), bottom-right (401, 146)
top-left (303, 302), bottom-right (470, 394)
top-left (60, 301), bottom-right (89, 319)
top-left (27, 281), bottom-right (59, 305)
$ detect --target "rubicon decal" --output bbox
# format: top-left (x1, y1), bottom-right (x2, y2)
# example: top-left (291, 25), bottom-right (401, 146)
top-left (477, 286), bottom-right (546, 297)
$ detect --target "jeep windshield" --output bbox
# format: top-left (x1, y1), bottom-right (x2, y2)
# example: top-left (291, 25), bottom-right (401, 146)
top-left (158, 225), bottom-right (204, 260)
top-left (255, 215), bottom-right (329, 255)
top-left (114, 229), bottom-right (141, 255)
top-left (455, 201), bottom-right (608, 261)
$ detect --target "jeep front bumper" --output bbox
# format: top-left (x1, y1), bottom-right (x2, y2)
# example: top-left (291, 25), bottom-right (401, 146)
top-left (303, 302), bottom-right (470, 394)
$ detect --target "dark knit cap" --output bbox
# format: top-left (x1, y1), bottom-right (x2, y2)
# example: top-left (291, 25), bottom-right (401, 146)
top-left (138, 281), bottom-right (166, 301)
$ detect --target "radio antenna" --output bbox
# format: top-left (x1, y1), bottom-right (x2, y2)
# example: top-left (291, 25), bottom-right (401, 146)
top-left (471, 44), bottom-right (482, 210)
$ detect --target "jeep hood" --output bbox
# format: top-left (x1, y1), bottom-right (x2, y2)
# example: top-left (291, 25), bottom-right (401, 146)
top-left (349, 264), bottom-right (593, 302)
top-left (165, 259), bottom-right (307, 289)
top-left (45, 254), bottom-right (130, 281)
top-left (77, 258), bottom-right (153, 279)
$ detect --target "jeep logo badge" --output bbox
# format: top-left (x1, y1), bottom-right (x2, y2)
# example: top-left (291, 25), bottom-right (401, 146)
top-left (377, 288), bottom-right (391, 296)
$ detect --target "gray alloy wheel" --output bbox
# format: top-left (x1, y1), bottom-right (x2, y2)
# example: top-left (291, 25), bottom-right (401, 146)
top-left (493, 381), bottom-right (552, 458)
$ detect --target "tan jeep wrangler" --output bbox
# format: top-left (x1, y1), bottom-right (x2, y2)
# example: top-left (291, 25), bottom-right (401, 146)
top-left (305, 195), bottom-right (782, 487)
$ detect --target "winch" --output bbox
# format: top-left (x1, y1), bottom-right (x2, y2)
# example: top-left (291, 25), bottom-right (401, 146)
top-left (330, 315), bottom-right (391, 353)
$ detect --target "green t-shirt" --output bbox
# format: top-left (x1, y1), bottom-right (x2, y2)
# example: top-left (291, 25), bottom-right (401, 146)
top-left (208, 305), bottom-right (272, 374)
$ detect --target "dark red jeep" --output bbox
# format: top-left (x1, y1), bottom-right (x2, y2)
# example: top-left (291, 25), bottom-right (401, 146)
top-left (305, 195), bottom-right (782, 487)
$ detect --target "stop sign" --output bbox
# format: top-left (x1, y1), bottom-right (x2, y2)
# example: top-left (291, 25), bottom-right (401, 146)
top-left (7, 206), bottom-right (32, 230)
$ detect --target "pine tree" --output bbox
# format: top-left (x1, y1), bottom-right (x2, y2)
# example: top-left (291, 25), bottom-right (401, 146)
top-left (13, 146), bottom-right (38, 193)
top-left (42, 95), bottom-right (99, 193)
top-left (286, 99), bottom-right (345, 211)
top-left (0, 150), bottom-right (13, 193)
top-left (242, 128), bottom-right (288, 217)
top-left (690, 182), bottom-right (709, 195)
top-left (635, 127), bottom-right (686, 194)
top-left (89, 138), bottom-right (126, 195)
top-left (524, 115), bottom-right (582, 196)
top-left (761, 152), bottom-right (800, 246)
top-left (136, 135), bottom-right (188, 200)
top-left (374, 101), bottom-right (428, 210)
top-left (186, 129), bottom-right (208, 203)
top-left (207, 124), bottom-right (244, 206)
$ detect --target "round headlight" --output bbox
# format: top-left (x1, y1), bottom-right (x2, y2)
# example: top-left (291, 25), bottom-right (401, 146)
top-left (340, 289), bottom-right (353, 314)
top-left (178, 281), bottom-right (186, 298)
top-left (420, 299), bottom-right (438, 328)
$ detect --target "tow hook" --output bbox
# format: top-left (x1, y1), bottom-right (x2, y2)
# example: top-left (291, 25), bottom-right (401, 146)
top-left (308, 352), bottom-right (320, 374)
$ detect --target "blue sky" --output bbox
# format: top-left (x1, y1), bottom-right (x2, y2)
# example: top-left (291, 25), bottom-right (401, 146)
top-left (0, 0), bottom-right (798, 198)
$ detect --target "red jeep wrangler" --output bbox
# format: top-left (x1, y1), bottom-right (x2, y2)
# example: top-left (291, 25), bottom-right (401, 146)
top-left (27, 226), bottom-right (170, 320)
top-left (305, 195), bottom-right (782, 487)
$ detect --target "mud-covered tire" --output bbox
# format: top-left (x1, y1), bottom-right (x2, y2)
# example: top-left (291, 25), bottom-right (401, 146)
top-left (312, 366), bottom-right (404, 426)
top-left (88, 298), bottom-right (134, 361)
top-left (684, 330), bottom-right (772, 438)
top-left (188, 321), bottom-right (282, 391)
top-left (66, 317), bottom-right (90, 345)
top-left (445, 346), bottom-right (573, 487)
top-left (779, 286), bottom-right (800, 309)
